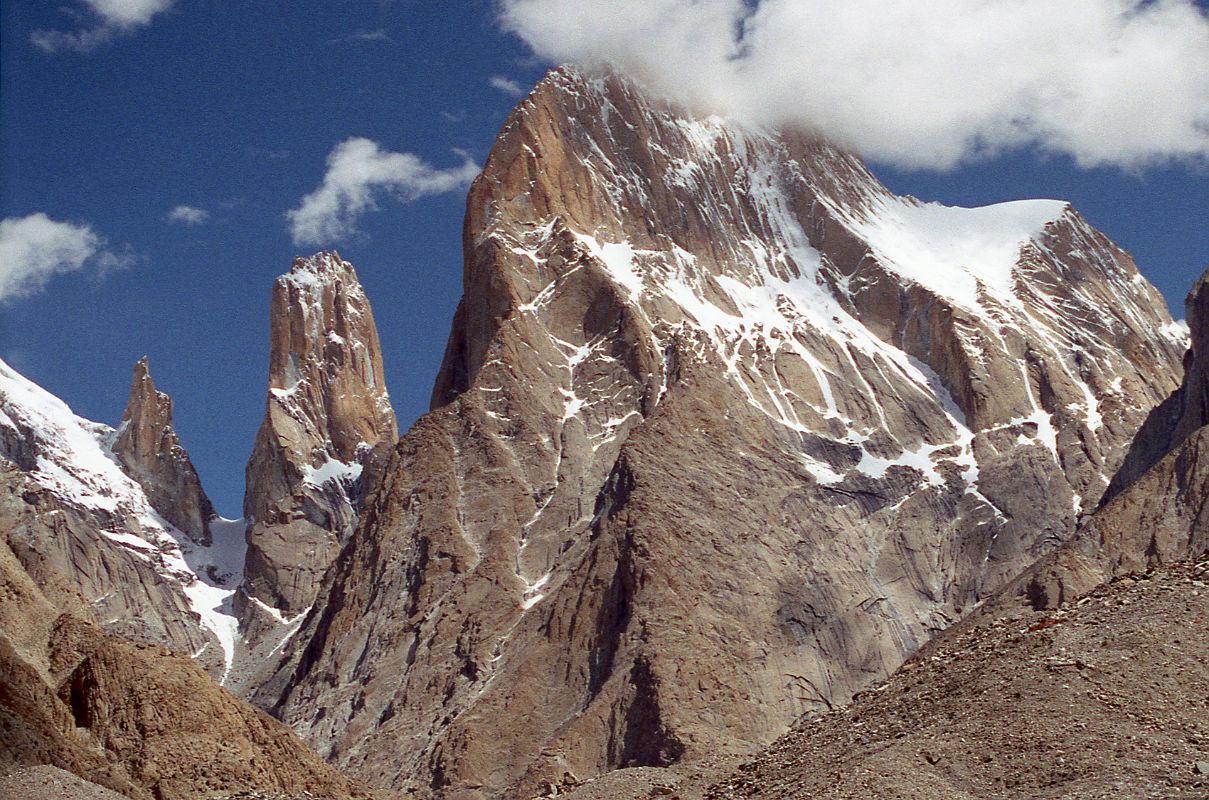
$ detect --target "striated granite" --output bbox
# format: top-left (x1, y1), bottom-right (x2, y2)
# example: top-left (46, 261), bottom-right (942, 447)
top-left (262, 68), bottom-right (1185, 798)
top-left (242, 252), bottom-right (397, 621)
top-left (112, 357), bottom-right (215, 545)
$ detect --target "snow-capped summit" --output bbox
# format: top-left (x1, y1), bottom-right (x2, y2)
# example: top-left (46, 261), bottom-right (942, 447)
top-left (0, 357), bottom-right (242, 679)
top-left (265, 67), bottom-right (1188, 797)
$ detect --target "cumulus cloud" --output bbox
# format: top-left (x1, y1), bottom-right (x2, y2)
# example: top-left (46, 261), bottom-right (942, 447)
top-left (32, 0), bottom-right (174, 53)
top-left (490, 75), bottom-right (525, 96)
top-left (0, 214), bottom-right (131, 301)
top-left (287, 137), bottom-right (480, 246)
top-left (166, 205), bottom-right (209, 225)
top-left (499, 0), bottom-right (1209, 171)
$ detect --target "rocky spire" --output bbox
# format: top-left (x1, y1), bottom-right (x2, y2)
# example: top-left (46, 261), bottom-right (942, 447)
top-left (262, 69), bottom-right (1185, 797)
top-left (242, 251), bottom-right (397, 618)
top-left (112, 357), bottom-right (215, 545)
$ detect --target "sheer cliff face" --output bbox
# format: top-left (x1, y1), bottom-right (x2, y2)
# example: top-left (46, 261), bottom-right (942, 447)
top-left (267, 69), bottom-right (1185, 797)
top-left (112, 358), bottom-right (215, 546)
top-left (242, 252), bottom-right (397, 619)
top-left (1012, 267), bottom-right (1209, 611)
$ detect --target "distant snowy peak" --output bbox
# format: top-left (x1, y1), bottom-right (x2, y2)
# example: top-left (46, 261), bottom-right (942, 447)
top-left (0, 358), bottom-right (242, 680)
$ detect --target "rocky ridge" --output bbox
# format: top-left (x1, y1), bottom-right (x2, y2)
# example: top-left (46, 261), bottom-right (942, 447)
top-left (111, 357), bottom-right (216, 545)
top-left (261, 67), bottom-right (1186, 798)
top-left (0, 358), bottom-right (240, 678)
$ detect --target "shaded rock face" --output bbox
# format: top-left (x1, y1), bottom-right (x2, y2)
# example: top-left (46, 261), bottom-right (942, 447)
top-left (1005, 267), bottom-right (1209, 611)
top-left (1105, 269), bottom-right (1209, 501)
top-left (264, 69), bottom-right (1184, 797)
top-left (242, 252), bottom-right (397, 620)
top-left (0, 359), bottom-right (237, 678)
top-left (112, 357), bottom-right (216, 545)
top-left (0, 534), bottom-right (370, 800)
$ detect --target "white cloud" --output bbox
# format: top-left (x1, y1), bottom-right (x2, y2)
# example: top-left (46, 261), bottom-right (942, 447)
top-left (500, 0), bottom-right (1209, 171)
top-left (332, 29), bottom-right (393, 44)
top-left (490, 75), bottom-right (525, 96)
top-left (166, 205), bottom-right (209, 225)
top-left (0, 214), bottom-right (130, 301)
top-left (287, 137), bottom-right (480, 246)
top-left (32, 0), bottom-right (173, 53)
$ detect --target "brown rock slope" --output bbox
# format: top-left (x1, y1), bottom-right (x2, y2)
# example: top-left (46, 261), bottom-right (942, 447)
top-left (263, 68), bottom-right (1184, 797)
top-left (706, 561), bottom-right (1209, 800)
top-left (111, 357), bottom-right (216, 545)
top-left (0, 533), bottom-right (373, 800)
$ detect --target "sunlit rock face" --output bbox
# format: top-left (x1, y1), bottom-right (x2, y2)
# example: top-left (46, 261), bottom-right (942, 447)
top-left (264, 68), bottom-right (1185, 798)
top-left (242, 252), bottom-right (397, 620)
top-left (112, 357), bottom-right (216, 546)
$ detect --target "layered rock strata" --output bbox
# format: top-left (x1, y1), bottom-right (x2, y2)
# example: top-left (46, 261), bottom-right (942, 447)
top-left (263, 68), bottom-right (1185, 798)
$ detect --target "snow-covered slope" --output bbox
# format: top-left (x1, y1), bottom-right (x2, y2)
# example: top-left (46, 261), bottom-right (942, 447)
top-left (0, 358), bottom-right (243, 680)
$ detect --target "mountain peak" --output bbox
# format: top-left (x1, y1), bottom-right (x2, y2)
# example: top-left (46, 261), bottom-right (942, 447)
top-left (112, 356), bottom-right (215, 545)
top-left (242, 252), bottom-right (397, 618)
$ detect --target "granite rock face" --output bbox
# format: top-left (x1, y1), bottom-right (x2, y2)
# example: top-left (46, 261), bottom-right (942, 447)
top-left (0, 359), bottom-right (239, 679)
top-left (0, 531), bottom-right (372, 800)
top-left (242, 252), bottom-right (397, 621)
top-left (264, 69), bottom-right (1185, 798)
top-left (112, 357), bottom-right (216, 545)
top-left (1001, 267), bottom-right (1209, 611)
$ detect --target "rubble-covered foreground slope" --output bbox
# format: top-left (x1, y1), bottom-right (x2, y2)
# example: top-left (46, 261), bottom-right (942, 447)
top-left (705, 560), bottom-right (1209, 800)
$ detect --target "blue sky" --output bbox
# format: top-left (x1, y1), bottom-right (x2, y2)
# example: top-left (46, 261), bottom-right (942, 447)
top-left (1, 0), bottom-right (1207, 515)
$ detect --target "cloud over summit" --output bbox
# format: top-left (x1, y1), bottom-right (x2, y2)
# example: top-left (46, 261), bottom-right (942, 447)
top-left (500, 0), bottom-right (1209, 171)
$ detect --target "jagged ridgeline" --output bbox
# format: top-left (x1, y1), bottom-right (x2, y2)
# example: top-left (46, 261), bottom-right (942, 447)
top-left (260, 68), bottom-right (1185, 798)
top-left (0, 64), bottom-right (1197, 800)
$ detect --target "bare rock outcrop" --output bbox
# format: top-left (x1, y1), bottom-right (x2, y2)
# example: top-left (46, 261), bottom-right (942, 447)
top-left (111, 357), bottom-right (216, 545)
top-left (262, 69), bottom-right (1184, 797)
top-left (0, 532), bottom-right (374, 800)
top-left (0, 359), bottom-right (238, 678)
top-left (242, 252), bottom-right (397, 621)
